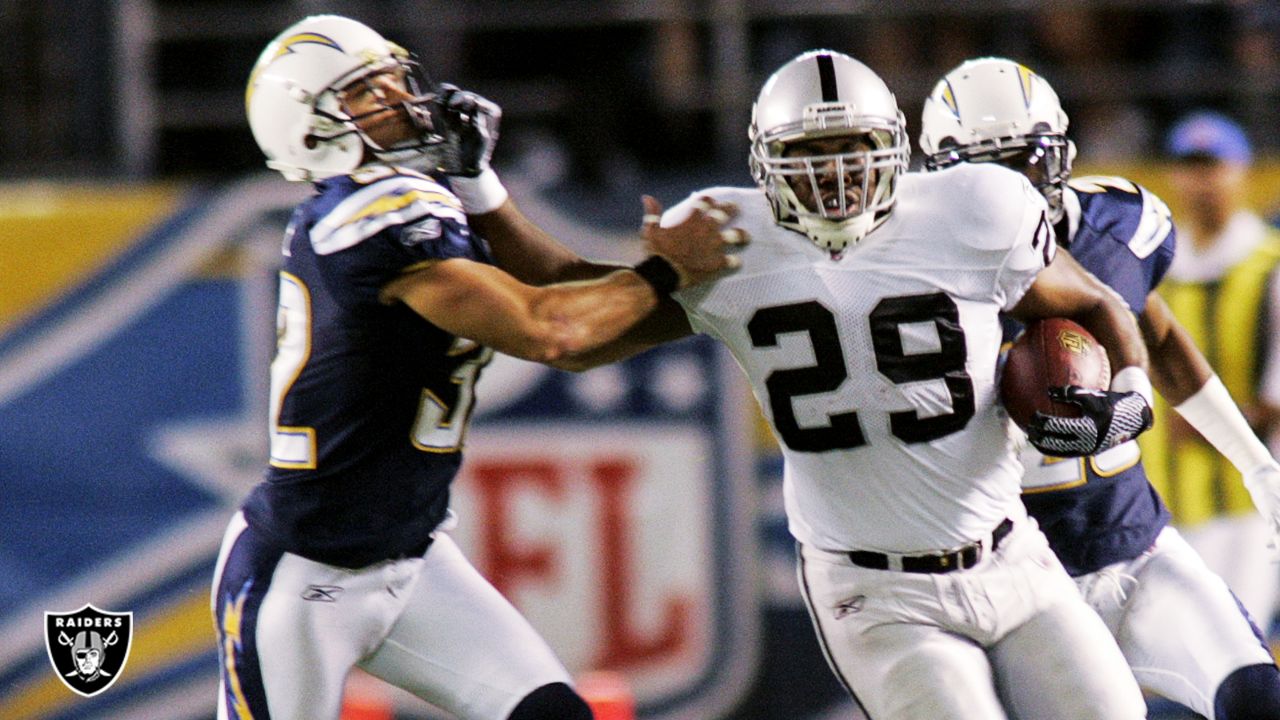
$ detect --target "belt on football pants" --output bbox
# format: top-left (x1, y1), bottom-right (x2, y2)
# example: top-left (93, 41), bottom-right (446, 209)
top-left (845, 518), bottom-right (1014, 574)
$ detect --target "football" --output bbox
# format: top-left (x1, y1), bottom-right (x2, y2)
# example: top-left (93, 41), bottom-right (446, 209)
top-left (1000, 318), bottom-right (1112, 431)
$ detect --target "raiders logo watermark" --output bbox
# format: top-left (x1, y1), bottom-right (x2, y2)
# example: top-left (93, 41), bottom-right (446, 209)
top-left (44, 604), bottom-right (133, 697)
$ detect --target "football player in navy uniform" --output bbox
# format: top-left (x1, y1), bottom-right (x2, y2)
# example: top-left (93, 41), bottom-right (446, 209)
top-left (213, 15), bottom-right (744, 720)
top-left (920, 57), bottom-right (1280, 719)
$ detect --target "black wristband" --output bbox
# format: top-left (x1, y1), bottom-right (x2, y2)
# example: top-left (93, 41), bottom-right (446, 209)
top-left (633, 255), bottom-right (680, 296)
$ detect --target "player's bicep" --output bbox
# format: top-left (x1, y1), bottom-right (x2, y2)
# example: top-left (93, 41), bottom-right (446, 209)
top-left (1140, 291), bottom-right (1213, 404)
top-left (1009, 251), bottom-right (1112, 321)
top-left (467, 201), bottom-right (593, 284)
top-left (381, 258), bottom-right (538, 346)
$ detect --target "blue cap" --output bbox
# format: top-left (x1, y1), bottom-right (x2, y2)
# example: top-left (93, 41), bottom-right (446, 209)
top-left (1165, 111), bottom-right (1252, 164)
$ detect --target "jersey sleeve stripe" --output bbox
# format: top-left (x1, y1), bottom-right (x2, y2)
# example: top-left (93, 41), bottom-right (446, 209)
top-left (311, 176), bottom-right (466, 256)
top-left (1129, 187), bottom-right (1174, 260)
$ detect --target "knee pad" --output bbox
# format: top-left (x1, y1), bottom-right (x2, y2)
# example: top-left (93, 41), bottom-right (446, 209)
top-left (507, 682), bottom-right (593, 720)
top-left (1214, 662), bottom-right (1280, 720)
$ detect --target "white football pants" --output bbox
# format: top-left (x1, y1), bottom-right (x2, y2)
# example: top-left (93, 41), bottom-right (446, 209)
top-left (1179, 512), bottom-right (1280, 635)
top-left (211, 512), bottom-right (572, 720)
top-left (1077, 525), bottom-right (1274, 719)
top-left (798, 516), bottom-right (1146, 720)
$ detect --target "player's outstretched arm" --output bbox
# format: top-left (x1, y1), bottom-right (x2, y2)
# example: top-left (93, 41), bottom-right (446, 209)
top-left (429, 89), bottom-right (737, 367)
top-left (1140, 291), bottom-right (1213, 404)
top-left (379, 197), bottom-right (743, 369)
top-left (1142, 291), bottom-right (1280, 548)
top-left (546, 195), bottom-right (743, 371)
top-left (1010, 251), bottom-right (1153, 456)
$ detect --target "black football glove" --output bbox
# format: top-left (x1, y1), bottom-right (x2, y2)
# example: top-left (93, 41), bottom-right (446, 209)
top-left (432, 84), bottom-right (502, 177)
top-left (1025, 385), bottom-right (1153, 457)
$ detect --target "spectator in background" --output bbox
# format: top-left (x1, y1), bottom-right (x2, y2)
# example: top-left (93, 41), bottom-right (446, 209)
top-left (1142, 110), bottom-right (1280, 631)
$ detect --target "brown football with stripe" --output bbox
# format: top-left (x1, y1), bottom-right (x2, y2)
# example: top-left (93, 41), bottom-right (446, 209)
top-left (1001, 318), bottom-right (1112, 431)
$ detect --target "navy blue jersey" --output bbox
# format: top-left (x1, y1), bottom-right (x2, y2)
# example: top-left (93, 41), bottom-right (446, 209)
top-left (242, 167), bottom-right (495, 568)
top-left (1012, 176), bottom-right (1176, 576)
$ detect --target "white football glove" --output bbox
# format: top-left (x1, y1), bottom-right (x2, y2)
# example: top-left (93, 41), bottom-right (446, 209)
top-left (1243, 462), bottom-right (1280, 560)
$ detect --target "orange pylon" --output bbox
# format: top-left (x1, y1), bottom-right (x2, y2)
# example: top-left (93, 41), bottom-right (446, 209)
top-left (577, 671), bottom-right (635, 720)
top-left (340, 669), bottom-right (394, 720)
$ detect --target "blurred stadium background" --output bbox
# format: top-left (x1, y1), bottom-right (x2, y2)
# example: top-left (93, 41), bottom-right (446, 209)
top-left (3, 2), bottom-right (1280, 719)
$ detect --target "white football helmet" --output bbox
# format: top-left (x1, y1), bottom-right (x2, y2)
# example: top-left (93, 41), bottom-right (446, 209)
top-left (246, 15), bottom-right (447, 181)
top-left (749, 50), bottom-right (909, 252)
top-left (919, 57), bottom-right (1075, 222)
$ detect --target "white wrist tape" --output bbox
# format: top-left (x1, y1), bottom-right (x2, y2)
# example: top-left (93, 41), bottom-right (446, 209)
top-left (1110, 365), bottom-right (1154, 408)
top-left (1174, 375), bottom-right (1275, 474)
top-left (450, 168), bottom-right (509, 215)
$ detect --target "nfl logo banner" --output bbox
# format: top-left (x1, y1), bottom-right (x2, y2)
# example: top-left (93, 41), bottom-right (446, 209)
top-left (0, 178), bottom-right (760, 719)
top-left (43, 605), bottom-right (133, 698)
top-left (452, 337), bottom-right (760, 719)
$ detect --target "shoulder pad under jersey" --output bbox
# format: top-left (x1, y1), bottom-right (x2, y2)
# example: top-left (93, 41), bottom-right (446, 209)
top-left (311, 172), bottom-right (466, 256)
top-left (1068, 175), bottom-right (1173, 260)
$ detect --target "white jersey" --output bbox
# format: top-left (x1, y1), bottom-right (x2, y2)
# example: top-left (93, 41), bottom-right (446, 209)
top-left (670, 163), bottom-right (1053, 553)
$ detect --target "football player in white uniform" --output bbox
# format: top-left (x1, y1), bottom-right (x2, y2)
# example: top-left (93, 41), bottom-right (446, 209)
top-left (671, 49), bottom-right (1158, 720)
top-left (460, 49), bottom-right (1156, 719)
top-left (920, 57), bottom-right (1280, 720)
top-left (215, 15), bottom-right (742, 720)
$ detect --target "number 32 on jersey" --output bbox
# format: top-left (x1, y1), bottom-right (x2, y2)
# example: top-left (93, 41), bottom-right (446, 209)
top-left (268, 271), bottom-right (491, 469)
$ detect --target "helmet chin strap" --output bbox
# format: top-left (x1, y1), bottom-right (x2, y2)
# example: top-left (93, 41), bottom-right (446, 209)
top-left (1045, 188), bottom-right (1066, 224)
top-left (772, 171), bottom-right (894, 253)
top-left (357, 99), bottom-right (448, 171)
top-left (371, 146), bottom-right (439, 172)
top-left (770, 181), bottom-right (854, 252)
top-left (797, 212), bottom-right (887, 253)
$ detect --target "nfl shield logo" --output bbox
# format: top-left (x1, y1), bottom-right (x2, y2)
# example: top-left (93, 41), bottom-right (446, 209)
top-left (44, 604), bottom-right (133, 697)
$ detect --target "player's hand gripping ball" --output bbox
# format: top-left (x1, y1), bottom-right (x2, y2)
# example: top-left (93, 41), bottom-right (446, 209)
top-left (1001, 317), bottom-right (1111, 432)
